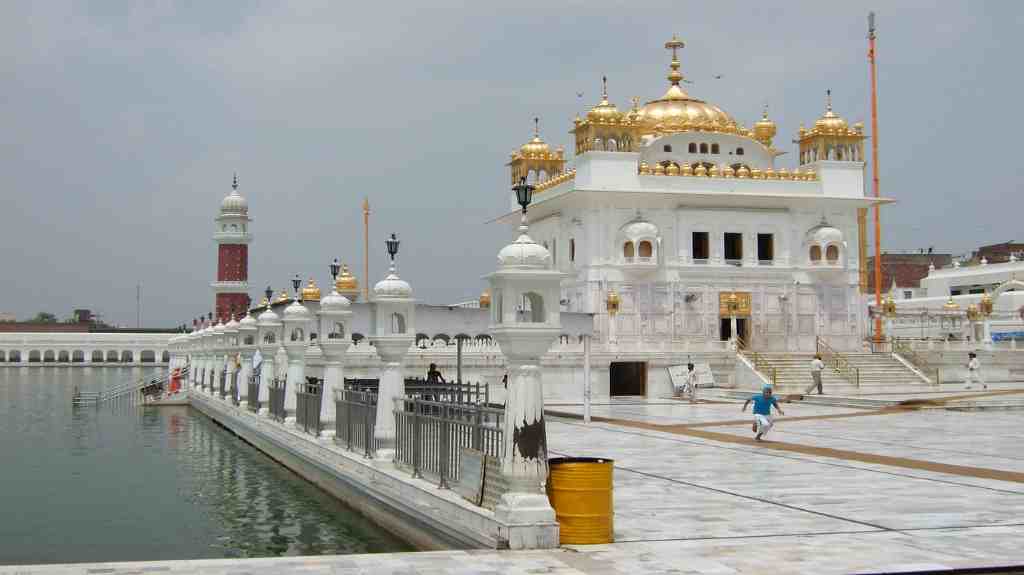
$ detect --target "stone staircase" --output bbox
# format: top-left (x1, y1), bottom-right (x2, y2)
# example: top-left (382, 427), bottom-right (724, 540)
top-left (743, 351), bottom-right (932, 395)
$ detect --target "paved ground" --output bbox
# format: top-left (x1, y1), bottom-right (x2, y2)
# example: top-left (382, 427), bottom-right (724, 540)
top-left (6, 393), bottom-right (1024, 574)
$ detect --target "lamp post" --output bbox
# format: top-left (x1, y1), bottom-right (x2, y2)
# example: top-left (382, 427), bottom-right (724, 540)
top-left (386, 233), bottom-right (400, 266)
top-left (319, 258), bottom-right (353, 438)
top-left (292, 274), bottom-right (302, 301)
top-left (330, 258), bottom-right (341, 283)
top-left (264, 286), bottom-right (274, 307)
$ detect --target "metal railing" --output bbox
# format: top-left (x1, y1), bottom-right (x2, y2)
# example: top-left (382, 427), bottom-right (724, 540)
top-left (343, 378), bottom-right (490, 405)
top-left (73, 368), bottom-right (176, 406)
top-left (892, 337), bottom-right (941, 386)
top-left (246, 374), bottom-right (260, 412)
top-left (335, 389), bottom-right (378, 458)
top-left (268, 378), bottom-right (287, 422)
top-left (218, 370), bottom-right (227, 397)
top-left (816, 336), bottom-right (860, 388)
top-left (737, 335), bottom-right (777, 386)
top-left (295, 377), bottom-right (323, 435)
top-left (393, 397), bottom-right (504, 488)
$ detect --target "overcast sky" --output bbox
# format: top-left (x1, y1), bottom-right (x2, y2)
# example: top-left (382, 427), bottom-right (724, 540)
top-left (1, 1), bottom-right (1021, 327)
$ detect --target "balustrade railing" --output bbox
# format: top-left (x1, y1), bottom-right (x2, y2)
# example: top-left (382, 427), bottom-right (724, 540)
top-left (268, 378), bottom-right (287, 422)
top-left (295, 377), bottom-right (323, 435)
top-left (816, 336), bottom-right (860, 388)
top-left (737, 335), bottom-right (777, 386)
top-left (246, 374), bottom-right (260, 412)
top-left (393, 397), bottom-right (504, 488)
top-left (218, 370), bottom-right (227, 397)
top-left (335, 389), bottom-right (378, 458)
top-left (342, 378), bottom-right (490, 405)
top-left (892, 338), bottom-right (941, 386)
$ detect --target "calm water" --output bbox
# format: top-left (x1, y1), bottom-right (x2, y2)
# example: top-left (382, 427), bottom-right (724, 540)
top-left (0, 368), bottom-right (411, 565)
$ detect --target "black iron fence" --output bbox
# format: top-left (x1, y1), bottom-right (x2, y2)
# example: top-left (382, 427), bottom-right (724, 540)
top-left (342, 378), bottom-right (489, 404)
top-left (218, 370), bottom-right (227, 397)
top-left (393, 397), bottom-right (504, 488)
top-left (335, 389), bottom-right (378, 457)
top-left (295, 377), bottom-right (323, 436)
top-left (247, 374), bottom-right (260, 412)
top-left (268, 378), bottom-right (287, 422)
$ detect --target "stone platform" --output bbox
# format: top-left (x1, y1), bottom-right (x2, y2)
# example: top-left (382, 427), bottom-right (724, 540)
top-left (7, 393), bottom-right (1024, 574)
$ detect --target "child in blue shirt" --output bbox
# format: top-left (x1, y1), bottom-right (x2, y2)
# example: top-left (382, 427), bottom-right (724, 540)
top-left (741, 385), bottom-right (785, 441)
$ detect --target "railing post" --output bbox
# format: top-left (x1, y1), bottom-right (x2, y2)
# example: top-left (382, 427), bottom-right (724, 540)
top-left (439, 409), bottom-right (450, 489)
top-left (345, 395), bottom-right (353, 451)
top-left (363, 394), bottom-right (372, 459)
top-left (473, 404), bottom-right (483, 451)
top-left (412, 398), bottom-right (422, 478)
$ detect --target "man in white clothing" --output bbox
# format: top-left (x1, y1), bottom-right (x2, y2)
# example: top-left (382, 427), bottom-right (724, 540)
top-left (809, 354), bottom-right (825, 395)
top-left (964, 352), bottom-right (986, 390)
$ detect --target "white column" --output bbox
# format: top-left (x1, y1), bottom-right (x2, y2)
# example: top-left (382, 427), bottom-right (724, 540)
top-left (238, 351), bottom-right (253, 403)
top-left (372, 339), bottom-right (411, 458)
top-left (284, 346), bottom-right (305, 424)
top-left (258, 352), bottom-right (274, 415)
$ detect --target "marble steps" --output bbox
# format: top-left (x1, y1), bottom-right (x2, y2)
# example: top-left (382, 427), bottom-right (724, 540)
top-left (746, 351), bottom-right (931, 393)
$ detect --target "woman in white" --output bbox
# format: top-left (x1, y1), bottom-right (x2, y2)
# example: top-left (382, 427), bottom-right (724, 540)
top-left (964, 352), bottom-right (986, 390)
top-left (685, 363), bottom-right (699, 402)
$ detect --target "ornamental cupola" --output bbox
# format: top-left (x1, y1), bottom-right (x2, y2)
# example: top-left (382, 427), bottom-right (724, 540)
top-left (797, 90), bottom-right (865, 166)
top-left (508, 118), bottom-right (566, 186)
top-left (572, 77), bottom-right (639, 154)
top-left (334, 264), bottom-right (360, 302)
top-left (752, 105), bottom-right (777, 148)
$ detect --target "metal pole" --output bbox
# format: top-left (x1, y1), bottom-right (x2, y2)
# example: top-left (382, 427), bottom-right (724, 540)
top-left (456, 337), bottom-right (463, 384)
top-left (869, 12), bottom-right (884, 342)
top-left (583, 334), bottom-right (592, 424)
top-left (362, 197), bottom-right (370, 301)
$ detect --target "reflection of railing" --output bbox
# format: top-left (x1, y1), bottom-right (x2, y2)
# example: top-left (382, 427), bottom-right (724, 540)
top-left (892, 338), bottom-right (941, 386)
top-left (816, 337), bottom-right (859, 388)
top-left (246, 374), bottom-right (260, 412)
top-left (393, 397), bottom-right (504, 488)
top-left (268, 379), bottom-right (287, 422)
top-left (335, 389), bottom-right (378, 458)
top-left (296, 377), bottom-right (323, 435)
top-left (738, 336), bottom-right (777, 386)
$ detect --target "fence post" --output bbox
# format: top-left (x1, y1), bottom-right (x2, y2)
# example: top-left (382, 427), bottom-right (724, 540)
top-left (439, 405), bottom-right (450, 489)
top-left (363, 394), bottom-right (372, 459)
top-left (412, 399), bottom-right (422, 479)
top-left (345, 394), bottom-right (353, 451)
top-left (473, 404), bottom-right (483, 451)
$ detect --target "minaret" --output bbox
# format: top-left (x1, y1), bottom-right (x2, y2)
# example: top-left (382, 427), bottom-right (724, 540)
top-left (212, 174), bottom-right (252, 321)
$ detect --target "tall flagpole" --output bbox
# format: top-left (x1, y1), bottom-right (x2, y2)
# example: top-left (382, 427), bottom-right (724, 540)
top-left (869, 12), bottom-right (883, 342)
top-left (362, 197), bottom-right (370, 300)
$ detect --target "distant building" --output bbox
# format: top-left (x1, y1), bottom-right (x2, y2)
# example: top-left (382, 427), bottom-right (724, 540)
top-left (970, 241), bottom-right (1024, 264)
top-left (866, 252), bottom-right (952, 300)
top-left (0, 313), bottom-right (15, 323)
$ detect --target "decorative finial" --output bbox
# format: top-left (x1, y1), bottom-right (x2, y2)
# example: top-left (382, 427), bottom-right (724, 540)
top-left (632, 96), bottom-right (640, 110)
top-left (664, 34), bottom-right (685, 86)
top-left (232, 172), bottom-right (238, 191)
top-left (533, 116), bottom-right (540, 138)
top-left (762, 103), bottom-right (769, 119)
top-left (602, 75), bottom-right (608, 99)
top-left (826, 89), bottom-right (832, 112)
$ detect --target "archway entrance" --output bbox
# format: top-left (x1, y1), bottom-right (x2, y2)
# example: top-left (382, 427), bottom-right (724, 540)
top-left (610, 361), bottom-right (646, 396)
top-left (719, 318), bottom-right (749, 348)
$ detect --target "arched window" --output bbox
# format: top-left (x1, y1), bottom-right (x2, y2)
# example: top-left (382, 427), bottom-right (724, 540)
top-left (106, 350), bottom-right (119, 362)
top-left (0, 351), bottom-right (6, 362)
top-left (736, 147), bottom-right (744, 156)
top-left (57, 350), bottom-right (69, 363)
top-left (522, 292), bottom-right (545, 323)
top-left (711, 143), bottom-right (720, 154)
top-left (826, 244), bottom-right (840, 263)
top-left (8, 350), bottom-right (20, 363)
top-left (290, 328), bottom-right (304, 342)
top-left (391, 312), bottom-right (406, 334)
top-left (140, 350), bottom-right (156, 363)
top-left (120, 350), bottom-right (133, 363)
top-left (699, 143), bottom-right (709, 154)
top-left (91, 350), bottom-right (104, 362)
top-left (29, 350), bottom-right (41, 363)
top-left (688, 143), bottom-right (697, 153)
top-left (415, 333), bottom-right (430, 347)
top-left (663, 144), bottom-right (672, 153)
top-left (433, 334), bottom-right (451, 345)
top-left (44, 350), bottom-right (56, 363)
top-left (351, 333), bottom-right (365, 344)
top-left (72, 350), bottom-right (85, 363)
top-left (623, 241), bottom-right (635, 258)
top-left (638, 240), bottom-right (653, 258)
top-left (161, 351), bottom-right (170, 363)
top-left (263, 332), bottom-right (276, 344)
top-left (329, 322), bottom-right (346, 340)
top-left (810, 245), bottom-right (822, 262)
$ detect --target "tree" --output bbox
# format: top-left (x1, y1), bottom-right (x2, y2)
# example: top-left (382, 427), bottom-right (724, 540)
top-left (30, 312), bottom-right (57, 323)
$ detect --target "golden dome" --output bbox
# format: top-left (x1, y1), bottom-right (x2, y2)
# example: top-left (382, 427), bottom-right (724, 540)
top-left (813, 90), bottom-right (849, 134)
top-left (653, 163), bottom-right (665, 175)
top-left (586, 76), bottom-right (623, 123)
top-left (276, 290), bottom-right (290, 304)
top-left (737, 165), bottom-right (750, 178)
top-left (258, 297), bottom-right (270, 307)
top-left (753, 105), bottom-right (777, 146)
top-left (694, 163), bottom-right (707, 176)
top-left (943, 296), bottom-right (960, 311)
top-left (722, 164), bottom-right (734, 178)
top-left (666, 162), bottom-right (680, 175)
top-left (708, 164), bottom-right (720, 177)
top-left (633, 36), bottom-right (747, 138)
top-left (335, 264), bottom-right (360, 301)
top-left (479, 291), bottom-right (491, 309)
top-left (301, 279), bottom-right (321, 302)
top-left (681, 163), bottom-right (693, 176)
top-left (638, 161), bottom-right (651, 175)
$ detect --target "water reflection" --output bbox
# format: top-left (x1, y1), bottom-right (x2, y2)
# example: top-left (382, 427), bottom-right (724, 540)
top-left (0, 368), bottom-right (409, 565)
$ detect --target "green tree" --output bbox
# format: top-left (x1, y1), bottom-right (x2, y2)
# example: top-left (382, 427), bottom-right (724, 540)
top-left (30, 312), bottom-right (57, 323)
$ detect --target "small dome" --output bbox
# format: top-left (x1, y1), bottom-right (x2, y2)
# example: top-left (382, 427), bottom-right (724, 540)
top-left (257, 307), bottom-right (280, 325)
top-left (224, 317), bottom-right (240, 332)
top-left (321, 290), bottom-right (352, 312)
top-left (301, 279), bottom-right (321, 302)
top-left (238, 313), bottom-right (258, 330)
top-left (520, 134), bottom-right (550, 157)
top-left (275, 290), bottom-right (291, 304)
top-left (587, 79), bottom-right (622, 123)
top-left (284, 299), bottom-right (312, 321)
top-left (373, 271), bottom-right (413, 299)
top-left (212, 321), bottom-right (226, 335)
top-left (753, 106), bottom-right (777, 146)
top-left (479, 291), bottom-right (491, 308)
top-left (497, 230), bottom-right (551, 269)
top-left (811, 92), bottom-right (850, 135)
top-left (335, 264), bottom-right (360, 301)
top-left (220, 175), bottom-right (248, 215)
top-left (620, 217), bottom-right (659, 240)
top-left (807, 218), bottom-right (843, 246)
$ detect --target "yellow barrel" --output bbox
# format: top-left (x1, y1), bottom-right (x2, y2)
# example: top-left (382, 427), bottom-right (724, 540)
top-left (546, 457), bottom-right (614, 544)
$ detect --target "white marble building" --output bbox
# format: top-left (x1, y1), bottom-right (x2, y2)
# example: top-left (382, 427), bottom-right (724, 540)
top-left (497, 37), bottom-right (887, 368)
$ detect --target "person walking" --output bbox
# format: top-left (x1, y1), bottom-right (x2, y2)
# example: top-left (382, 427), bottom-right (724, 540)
top-left (810, 354), bottom-right (825, 395)
top-left (964, 352), bottom-right (986, 390)
top-left (685, 363), bottom-right (699, 402)
top-left (426, 363), bottom-right (446, 384)
top-left (742, 385), bottom-right (785, 441)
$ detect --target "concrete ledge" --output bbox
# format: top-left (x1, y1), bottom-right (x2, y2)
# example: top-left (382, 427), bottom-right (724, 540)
top-left (189, 392), bottom-right (553, 551)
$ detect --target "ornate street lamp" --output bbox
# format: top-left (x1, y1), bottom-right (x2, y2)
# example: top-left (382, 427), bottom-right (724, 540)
top-left (330, 258), bottom-right (341, 282)
top-left (513, 176), bottom-right (535, 214)
top-left (386, 233), bottom-right (400, 264)
top-left (292, 274), bottom-right (302, 299)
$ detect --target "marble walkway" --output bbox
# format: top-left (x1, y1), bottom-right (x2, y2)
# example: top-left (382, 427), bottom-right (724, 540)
top-left (6, 396), bottom-right (1024, 574)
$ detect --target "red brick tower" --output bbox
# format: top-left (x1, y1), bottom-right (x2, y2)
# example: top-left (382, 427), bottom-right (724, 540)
top-left (212, 174), bottom-right (252, 321)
